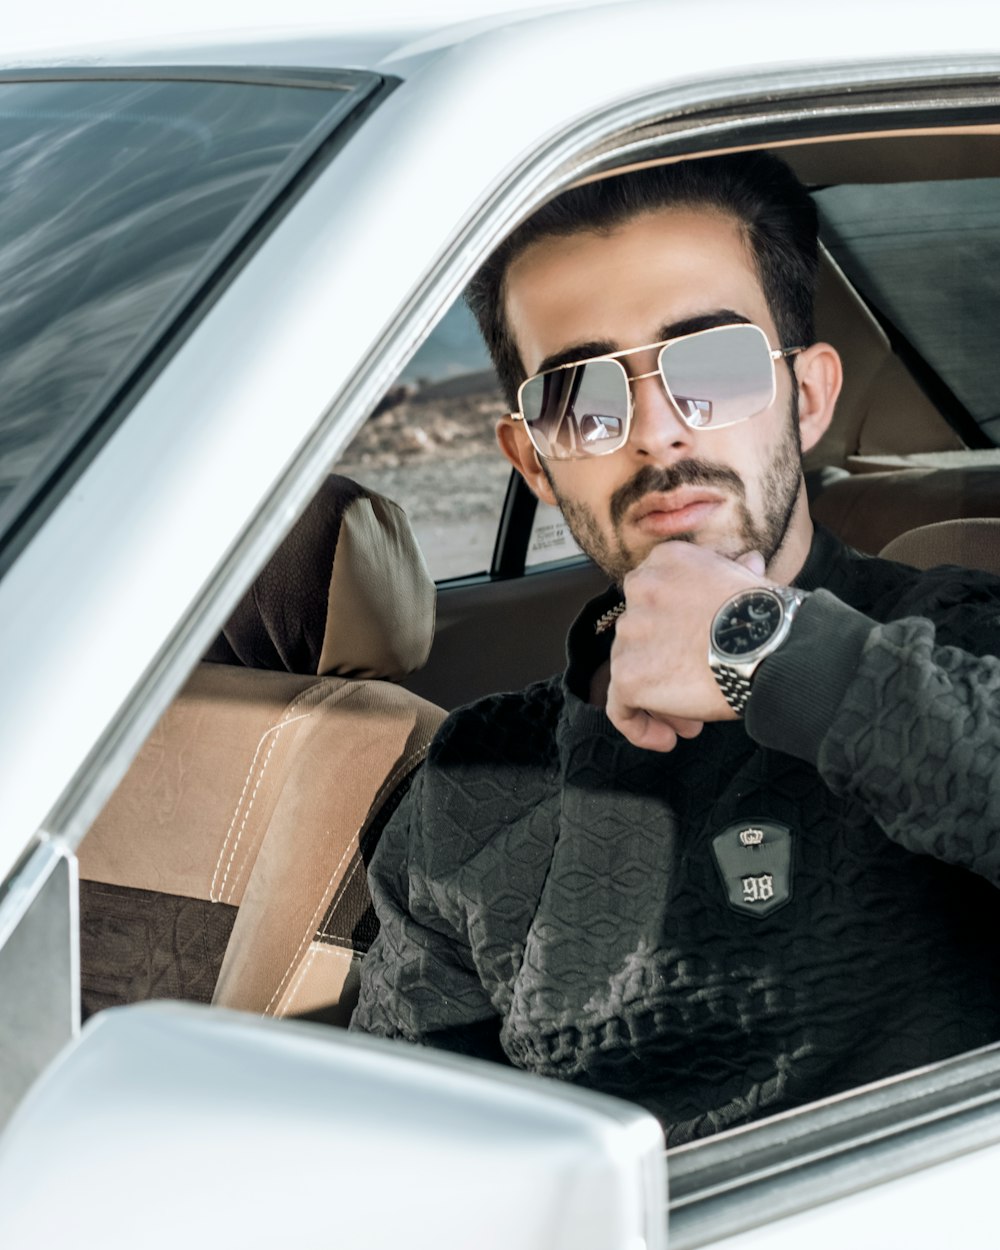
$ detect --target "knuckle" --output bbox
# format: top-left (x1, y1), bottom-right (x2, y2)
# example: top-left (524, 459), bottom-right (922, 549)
top-left (610, 650), bottom-right (638, 685)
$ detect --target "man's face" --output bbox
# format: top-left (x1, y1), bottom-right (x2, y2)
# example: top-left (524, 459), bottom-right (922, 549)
top-left (503, 207), bottom-right (807, 585)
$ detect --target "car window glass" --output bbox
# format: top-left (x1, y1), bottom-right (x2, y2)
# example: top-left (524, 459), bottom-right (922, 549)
top-left (0, 76), bottom-right (360, 540)
top-left (524, 501), bottom-right (584, 568)
top-left (336, 299), bottom-right (511, 581)
top-left (816, 179), bottom-right (1000, 443)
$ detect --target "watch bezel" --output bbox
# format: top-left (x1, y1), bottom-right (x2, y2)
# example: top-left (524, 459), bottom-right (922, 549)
top-left (709, 586), bottom-right (796, 665)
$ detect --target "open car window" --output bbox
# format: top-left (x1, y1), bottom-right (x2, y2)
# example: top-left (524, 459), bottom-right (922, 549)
top-left (337, 298), bottom-right (512, 581)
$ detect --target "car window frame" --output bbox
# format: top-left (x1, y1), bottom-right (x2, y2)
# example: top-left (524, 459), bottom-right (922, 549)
top-left (666, 1040), bottom-right (1000, 1247)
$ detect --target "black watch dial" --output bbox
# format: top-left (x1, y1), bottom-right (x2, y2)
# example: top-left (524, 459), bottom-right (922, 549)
top-left (712, 590), bottom-right (782, 658)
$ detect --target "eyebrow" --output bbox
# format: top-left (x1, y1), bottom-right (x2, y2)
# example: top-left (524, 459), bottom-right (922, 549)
top-left (534, 309), bottom-right (751, 375)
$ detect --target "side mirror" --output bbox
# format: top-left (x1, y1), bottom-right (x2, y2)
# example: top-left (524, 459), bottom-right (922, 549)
top-left (0, 1001), bottom-right (666, 1250)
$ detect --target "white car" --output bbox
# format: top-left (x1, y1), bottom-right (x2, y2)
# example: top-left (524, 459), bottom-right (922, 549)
top-left (1, 3), bottom-right (1000, 1246)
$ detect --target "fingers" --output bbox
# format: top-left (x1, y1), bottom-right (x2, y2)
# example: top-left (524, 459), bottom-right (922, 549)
top-left (604, 543), bottom-right (769, 746)
top-left (735, 549), bottom-right (766, 577)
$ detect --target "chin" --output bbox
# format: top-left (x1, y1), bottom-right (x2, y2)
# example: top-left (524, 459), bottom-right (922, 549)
top-left (616, 531), bottom-right (696, 579)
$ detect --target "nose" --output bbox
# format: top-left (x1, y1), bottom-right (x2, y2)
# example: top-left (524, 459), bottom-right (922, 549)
top-left (627, 366), bottom-right (697, 462)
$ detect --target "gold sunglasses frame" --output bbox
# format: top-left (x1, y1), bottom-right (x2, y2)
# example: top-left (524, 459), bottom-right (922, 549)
top-left (510, 323), bottom-right (805, 461)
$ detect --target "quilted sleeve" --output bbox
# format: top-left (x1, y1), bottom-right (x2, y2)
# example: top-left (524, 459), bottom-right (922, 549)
top-left (747, 589), bottom-right (1000, 883)
top-left (349, 765), bottom-right (504, 1052)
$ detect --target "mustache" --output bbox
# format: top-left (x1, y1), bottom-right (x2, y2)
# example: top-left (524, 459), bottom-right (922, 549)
top-left (610, 461), bottom-right (746, 528)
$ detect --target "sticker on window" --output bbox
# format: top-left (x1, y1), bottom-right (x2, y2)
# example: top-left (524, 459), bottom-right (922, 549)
top-left (525, 503), bottom-right (584, 568)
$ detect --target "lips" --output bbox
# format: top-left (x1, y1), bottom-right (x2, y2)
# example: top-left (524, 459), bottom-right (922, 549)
top-left (628, 488), bottom-right (725, 537)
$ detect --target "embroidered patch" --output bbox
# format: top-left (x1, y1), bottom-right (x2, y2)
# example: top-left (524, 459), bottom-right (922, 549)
top-left (711, 819), bottom-right (793, 918)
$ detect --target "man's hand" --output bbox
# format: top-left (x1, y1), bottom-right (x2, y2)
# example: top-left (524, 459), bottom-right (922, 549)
top-left (605, 543), bottom-right (772, 752)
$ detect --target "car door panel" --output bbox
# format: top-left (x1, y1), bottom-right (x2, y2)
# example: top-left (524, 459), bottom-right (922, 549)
top-left (404, 560), bottom-right (608, 710)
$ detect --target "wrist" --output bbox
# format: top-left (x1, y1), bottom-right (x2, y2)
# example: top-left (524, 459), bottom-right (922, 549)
top-left (707, 585), bottom-right (807, 716)
top-left (745, 590), bottom-right (876, 761)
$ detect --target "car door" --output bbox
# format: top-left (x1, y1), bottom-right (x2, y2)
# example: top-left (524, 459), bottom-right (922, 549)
top-left (3, 5), bottom-right (1000, 1247)
top-left (0, 64), bottom-right (403, 1116)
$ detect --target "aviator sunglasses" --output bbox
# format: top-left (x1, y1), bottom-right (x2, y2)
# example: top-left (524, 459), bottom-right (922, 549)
top-left (512, 322), bottom-right (804, 461)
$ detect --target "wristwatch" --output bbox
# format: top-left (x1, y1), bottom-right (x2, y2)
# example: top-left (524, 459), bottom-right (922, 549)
top-left (708, 585), bottom-right (807, 715)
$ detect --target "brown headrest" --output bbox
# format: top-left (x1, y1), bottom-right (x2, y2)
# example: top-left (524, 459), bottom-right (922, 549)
top-left (206, 476), bottom-right (435, 680)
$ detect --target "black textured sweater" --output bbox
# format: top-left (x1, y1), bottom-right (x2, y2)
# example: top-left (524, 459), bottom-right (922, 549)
top-left (351, 527), bottom-right (1000, 1145)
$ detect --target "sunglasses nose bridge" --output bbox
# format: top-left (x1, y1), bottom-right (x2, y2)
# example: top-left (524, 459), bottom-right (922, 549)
top-left (626, 359), bottom-right (695, 445)
top-left (625, 360), bottom-right (672, 413)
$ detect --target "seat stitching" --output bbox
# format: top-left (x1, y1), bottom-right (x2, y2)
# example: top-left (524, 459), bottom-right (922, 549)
top-left (210, 695), bottom-right (318, 903)
top-left (261, 828), bottom-right (361, 1016)
top-left (221, 684), bottom-right (389, 902)
top-left (276, 944), bottom-right (354, 1019)
top-left (274, 945), bottom-right (320, 1018)
top-left (315, 846), bottom-right (367, 941)
top-left (263, 739), bottom-right (433, 1015)
top-left (216, 685), bottom-right (387, 900)
top-left (211, 707), bottom-right (314, 903)
top-left (316, 751), bottom-right (430, 940)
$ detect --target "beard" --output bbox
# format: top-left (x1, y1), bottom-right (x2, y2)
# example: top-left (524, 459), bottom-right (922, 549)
top-left (544, 407), bottom-right (803, 586)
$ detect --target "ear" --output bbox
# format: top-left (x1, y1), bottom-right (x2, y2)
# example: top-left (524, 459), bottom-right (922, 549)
top-left (794, 342), bottom-right (842, 455)
top-left (495, 415), bottom-right (558, 507)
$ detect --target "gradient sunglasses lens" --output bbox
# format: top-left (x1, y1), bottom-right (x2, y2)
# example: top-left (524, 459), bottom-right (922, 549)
top-left (518, 359), bottom-right (629, 460)
top-left (658, 324), bottom-right (777, 430)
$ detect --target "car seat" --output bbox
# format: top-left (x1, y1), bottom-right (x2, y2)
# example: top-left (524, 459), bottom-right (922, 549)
top-left (77, 476), bottom-right (445, 1025)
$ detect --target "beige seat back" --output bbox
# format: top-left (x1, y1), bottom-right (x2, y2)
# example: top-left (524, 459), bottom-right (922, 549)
top-left (811, 465), bottom-right (1000, 555)
top-left (79, 476), bottom-right (444, 1023)
top-left (879, 518), bottom-right (1000, 574)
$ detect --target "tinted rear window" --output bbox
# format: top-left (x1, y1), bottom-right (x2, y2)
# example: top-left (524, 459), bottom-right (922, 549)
top-left (0, 75), bottom-right (366, 537)
top-left (816, 179), bottom-right (1000, 444)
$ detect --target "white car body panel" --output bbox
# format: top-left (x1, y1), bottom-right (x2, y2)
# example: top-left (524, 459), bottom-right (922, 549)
top-left (0, 1003), bottom-right (667, 1250)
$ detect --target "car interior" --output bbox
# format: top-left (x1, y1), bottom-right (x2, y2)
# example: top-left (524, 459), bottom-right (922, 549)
top-left (78, 475), bottom-right (444, 1025)
top-left (74, 125), bottom-right (1000, 1036)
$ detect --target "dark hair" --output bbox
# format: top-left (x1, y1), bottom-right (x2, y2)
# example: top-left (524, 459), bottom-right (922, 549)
top-left (466, 151), bottom-right (818, 408)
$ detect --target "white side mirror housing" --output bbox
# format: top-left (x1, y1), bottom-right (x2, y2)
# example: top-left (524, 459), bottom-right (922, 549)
top-left (0, 1001), bottom-right (665, 1250)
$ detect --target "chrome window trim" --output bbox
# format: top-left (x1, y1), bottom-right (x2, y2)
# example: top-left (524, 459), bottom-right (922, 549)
top-left (574, 69), bottom-right (1000, 182)
top-left (666, 1041), bottom-right (1000, 1247)
top-left (0, 65), bottom-right (380, 90)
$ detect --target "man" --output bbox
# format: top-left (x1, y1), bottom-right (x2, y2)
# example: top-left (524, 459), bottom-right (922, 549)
top-left (351, 153), bottom-right (1000, 1144)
